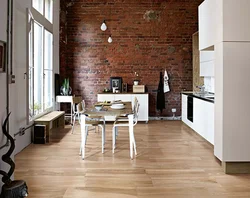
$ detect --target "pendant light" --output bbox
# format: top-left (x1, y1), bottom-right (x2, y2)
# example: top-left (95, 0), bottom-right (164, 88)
top-left (108, 35), bottom-right (112, 43)
top-left (100, 20), bottom-right (107, 31)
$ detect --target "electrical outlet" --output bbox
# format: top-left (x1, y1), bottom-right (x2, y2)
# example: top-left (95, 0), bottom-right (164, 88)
top-left (9, 74), bottom-right (15, 84)
top-left (171, 108), bottom-right (176, 113)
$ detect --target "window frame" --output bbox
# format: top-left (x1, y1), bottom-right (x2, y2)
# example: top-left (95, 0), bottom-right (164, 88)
top-left (32, 0), bottom-right (53, 23)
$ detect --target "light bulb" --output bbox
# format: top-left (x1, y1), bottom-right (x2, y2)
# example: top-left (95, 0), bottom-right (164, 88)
top-left (108, 35), bottom-right (112, 43)
top-left (100, 20), bottom-right (107, 31)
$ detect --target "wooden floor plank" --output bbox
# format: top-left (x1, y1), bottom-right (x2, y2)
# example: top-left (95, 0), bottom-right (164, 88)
top-left (15, 121), bottom-right (250, 197)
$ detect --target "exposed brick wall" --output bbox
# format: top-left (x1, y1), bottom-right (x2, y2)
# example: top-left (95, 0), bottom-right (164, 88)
top-left (60, 0), bottom-right (203, 117)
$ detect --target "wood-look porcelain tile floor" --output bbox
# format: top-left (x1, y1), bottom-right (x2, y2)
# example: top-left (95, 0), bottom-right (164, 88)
top-left (15, 121), bottom-right (250, 198)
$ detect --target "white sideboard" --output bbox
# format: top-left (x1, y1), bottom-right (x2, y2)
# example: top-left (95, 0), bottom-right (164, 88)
top-left (56, 95), bottom-right (73, 124)
top-left (97, 93), bottom-right (149, 122)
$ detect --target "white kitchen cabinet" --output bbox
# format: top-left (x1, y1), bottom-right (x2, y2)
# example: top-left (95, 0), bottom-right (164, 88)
top-left (97, 93), bottom-right (149, 122)
top-left (200, 51), bottom-right (214, 62)
top-left (223, 0), bottom-right (250, 42)
top-left (182, 94), bottom-right (214, 145)
top-left (199, 0), bottom-right (216, 50)
top-left (200, 51), bottom-right (214, 77)
top-left (200, 60), bottom-right (214, 76)
top-left (193, 98), bottom-right (214, 145)
top-left (199, 0), bottom-right (250, 48)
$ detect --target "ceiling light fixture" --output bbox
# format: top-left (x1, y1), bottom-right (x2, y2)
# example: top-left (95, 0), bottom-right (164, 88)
top-left (100, 20), bottom-right (107, 31)
top-left (108, 35), bottom-right (112, 43)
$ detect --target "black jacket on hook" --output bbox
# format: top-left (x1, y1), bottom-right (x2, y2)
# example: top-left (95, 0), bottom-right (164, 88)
top-left (157, 72), bottom-right (165, 113)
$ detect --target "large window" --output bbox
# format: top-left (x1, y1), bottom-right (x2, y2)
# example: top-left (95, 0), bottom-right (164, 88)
top-left (29, 1), bottom-right (53, 119)
top-left (32, 0), bottom-right (53, 22)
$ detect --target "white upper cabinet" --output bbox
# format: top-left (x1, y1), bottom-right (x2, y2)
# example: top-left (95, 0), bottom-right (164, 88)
top-left (200, 51), bottom-right (214, 76)
top-left (199, 0), bottom-right (222, 51)
top-left (200, 51), bottom-right (214, 62)
top-left (199, 0), bottom-right (216, 50)
top-left (199, 0), bottom-right (250, 50)
top-left (223, 0), bottom-right (250, 42)
top-left (200, 61), bottom-right (214, 76)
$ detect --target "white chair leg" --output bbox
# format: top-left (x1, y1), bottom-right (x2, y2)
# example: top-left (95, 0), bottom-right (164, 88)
top-left (78, 112), bottom-right (81, 123)
top-left (128, 114), bottom-right (134, 159)
top-left (103, 124), bottom-right (106, 145)
top-left (115, 127), bottom-right (118, 138)
top-left (71, 114), bottom-right (76, 134)
top-left (100, 125), bottom-right (104, 153)
top-left (79, 142), bottom-right (82, 156)
top-left (112, 126), bottom-right (116, 153)
top-left (85, 126), bottom-right (88, 145)
top-left (80, 114), bottom-right (86, 160)
top-left (132, 132), bottom-right (137, 155)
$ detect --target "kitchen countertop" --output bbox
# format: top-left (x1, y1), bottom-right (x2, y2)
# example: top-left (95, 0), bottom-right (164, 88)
top-left (182, 91), bottom-right (214, 103)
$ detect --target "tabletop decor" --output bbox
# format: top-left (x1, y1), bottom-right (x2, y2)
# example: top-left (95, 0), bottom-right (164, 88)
top-left (134, 72), bottom-right (140, 85)
top-left (110, 77), bottom-right (122, 93)
top-left (60, 78), bottom-right (72, 95)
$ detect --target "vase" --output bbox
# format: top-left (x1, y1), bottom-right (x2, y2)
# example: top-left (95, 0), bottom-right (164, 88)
top-left (134, 80), bottom-right (139, 85)
top-left (60, 86), bottom-right (72, 95)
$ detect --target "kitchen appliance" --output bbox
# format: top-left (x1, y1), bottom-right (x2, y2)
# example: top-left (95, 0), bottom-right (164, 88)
top-left (187, 96), bottom-right (193, 122)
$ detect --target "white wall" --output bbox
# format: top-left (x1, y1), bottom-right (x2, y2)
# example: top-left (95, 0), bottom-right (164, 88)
top-left (0, 0), bottom-right (60, 191)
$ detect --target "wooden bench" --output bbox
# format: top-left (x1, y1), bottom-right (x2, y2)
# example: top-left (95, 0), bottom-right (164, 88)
top-left (34, 111), bottom-right (65, 143)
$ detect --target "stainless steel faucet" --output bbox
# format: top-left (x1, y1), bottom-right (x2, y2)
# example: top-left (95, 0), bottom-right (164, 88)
top-left (196, 85), bottom-right (206, 94)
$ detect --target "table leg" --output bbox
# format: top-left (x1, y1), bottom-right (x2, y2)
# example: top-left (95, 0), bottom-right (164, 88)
top-left (128, 114), bottom-right (134, 159)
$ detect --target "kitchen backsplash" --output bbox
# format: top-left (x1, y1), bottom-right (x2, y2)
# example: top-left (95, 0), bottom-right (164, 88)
top-left (204, 77), bottom-right (214, 93)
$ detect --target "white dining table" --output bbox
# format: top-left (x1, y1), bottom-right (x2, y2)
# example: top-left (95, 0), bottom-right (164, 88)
top-left (80, 102), bottom-right (135, 160)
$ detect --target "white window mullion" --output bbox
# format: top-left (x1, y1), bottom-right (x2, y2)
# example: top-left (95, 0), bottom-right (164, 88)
top-left (32, 19), bottom-right (35, 118)
top-left (42, 26), bottom-right (45, 112)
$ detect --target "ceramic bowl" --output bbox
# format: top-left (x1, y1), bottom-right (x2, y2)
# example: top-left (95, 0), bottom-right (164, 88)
top-left (95, 105), bottom-right (102, 111)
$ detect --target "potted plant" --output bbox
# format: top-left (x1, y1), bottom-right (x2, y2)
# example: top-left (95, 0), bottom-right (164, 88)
top-left (134, 72), bottom-right (140, 85)
top-left (60, 78), bottom-right (72, 95)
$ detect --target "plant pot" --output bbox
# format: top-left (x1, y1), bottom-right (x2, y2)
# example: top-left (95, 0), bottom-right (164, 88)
top-left (134, 80), bottom-right (139, 85)
top-left (60, 86), bottom-right (72, 95)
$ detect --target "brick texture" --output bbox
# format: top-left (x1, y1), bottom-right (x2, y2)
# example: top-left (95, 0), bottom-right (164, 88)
top-left (60, 0), bottom-right (203, 117)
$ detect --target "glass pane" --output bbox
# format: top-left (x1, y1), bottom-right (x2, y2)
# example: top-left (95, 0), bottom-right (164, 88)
top-left (45, 0), bottom-right (53, 23)
top-left (33, 0), bottom-right (44, 15)
top-left (44, 30), bottom-right (53, 70)
top-left (29, 67), bottom-right (34, 119)
top-left (44, 70), bottom-right (53, 109)
top-left (34, 22), bottom-right (43, 116)
top-left (29, 26), bottom-right (34, 119)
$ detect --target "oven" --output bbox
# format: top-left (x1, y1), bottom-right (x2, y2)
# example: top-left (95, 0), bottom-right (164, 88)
top-left (187, 96), bottom-right (193, 122)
